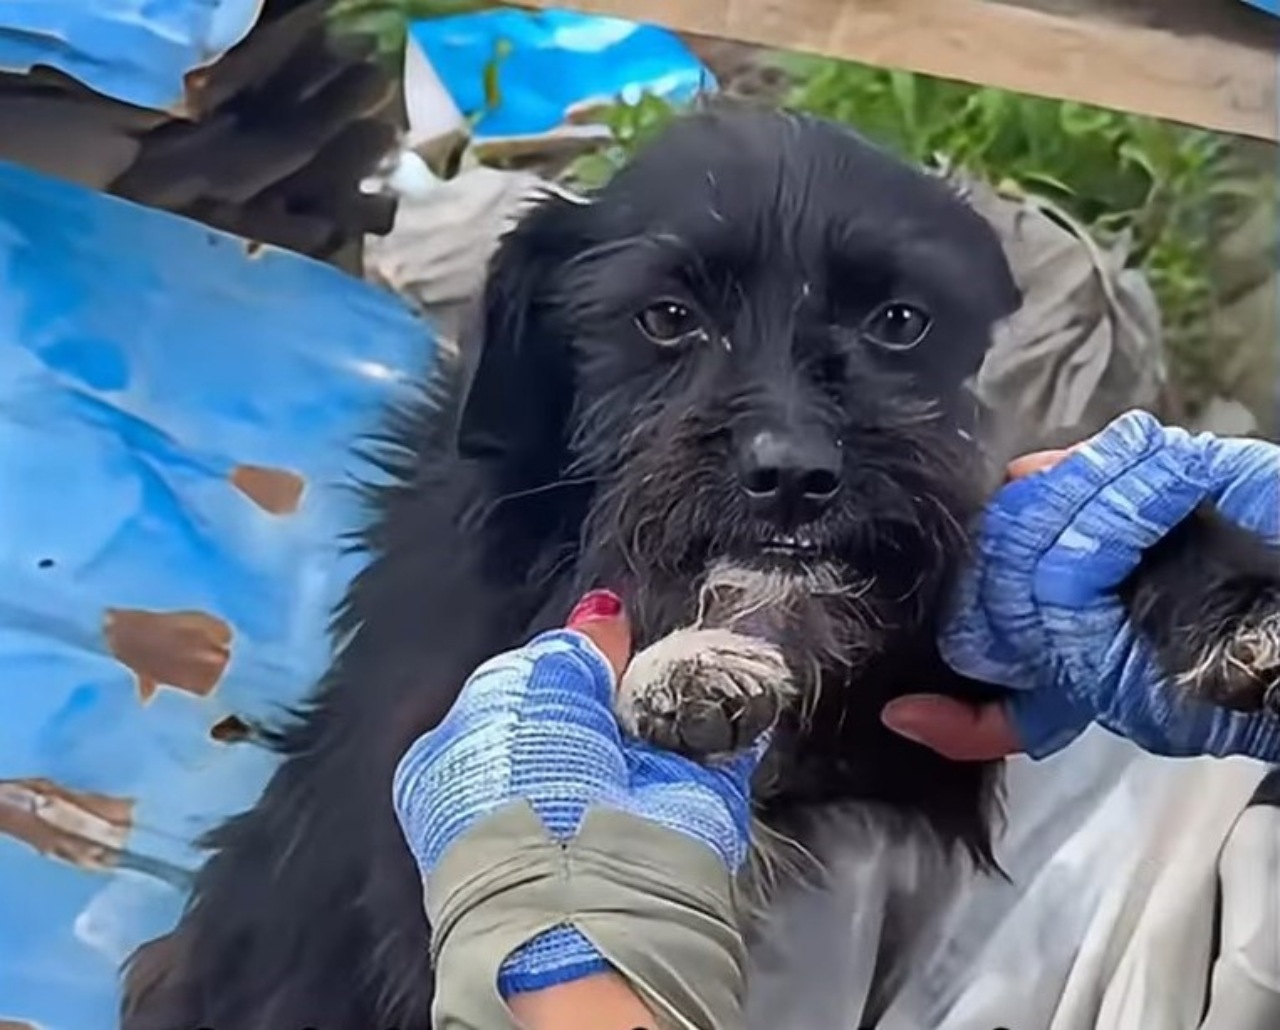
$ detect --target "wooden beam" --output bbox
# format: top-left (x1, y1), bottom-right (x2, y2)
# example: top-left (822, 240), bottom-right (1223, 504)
top-left (521, 0), bottom-right (1278, 141)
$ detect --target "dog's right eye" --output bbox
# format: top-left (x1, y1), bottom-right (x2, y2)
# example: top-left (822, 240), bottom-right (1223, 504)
top-left (861, 300), bottom-right (932, 351)
top-left (636, 301), bottom-right (704, 347)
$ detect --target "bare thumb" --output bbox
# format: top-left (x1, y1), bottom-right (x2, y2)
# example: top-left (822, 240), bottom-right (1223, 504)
top-left (881, 694), bottom-right (1022, 761)
top-left (566, 590), bottom-right (633, 682)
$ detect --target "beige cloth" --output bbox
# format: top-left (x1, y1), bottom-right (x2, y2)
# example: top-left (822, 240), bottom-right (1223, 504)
top-left (955, 174), bottom-right (1166, 444)
top-left (427, 801), bottom-right (748, 1030)
top-left (427, 744), bottom-right (1280, 1030)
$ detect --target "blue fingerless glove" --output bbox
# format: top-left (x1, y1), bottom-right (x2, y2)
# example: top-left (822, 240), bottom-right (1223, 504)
top-left (941, 410), bottom-right (1280, 761)
top-left (392, 628), bottom-right (761, 997)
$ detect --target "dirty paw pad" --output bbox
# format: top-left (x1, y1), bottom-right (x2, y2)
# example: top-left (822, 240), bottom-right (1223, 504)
top-left (616, 627), bottom-right (794, 758)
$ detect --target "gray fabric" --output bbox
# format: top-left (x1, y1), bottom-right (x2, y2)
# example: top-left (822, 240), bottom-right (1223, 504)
top-left (426, 801), bottom-right (748, 1030)
top-left (363, 167), bottom-right (552, 347)
top-left (952, 175), bottom-right (1165, 444)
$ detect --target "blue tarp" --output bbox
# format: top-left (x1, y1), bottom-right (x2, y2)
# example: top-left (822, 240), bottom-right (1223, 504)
top-left (0, 161), bottom-right (431, 1030)
top-left (0, 0), bottom-right (263, 111)
top-left (409, 8), bottom-right (712, 139)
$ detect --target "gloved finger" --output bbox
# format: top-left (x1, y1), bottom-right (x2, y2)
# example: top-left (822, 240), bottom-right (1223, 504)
top-left (881, 694), bottom-right (1022, 761)
top-left (452, 600), bottom-right (628, 727)
top-left (937, 558), bottom-right (1039, 691)
top-left (1031, 411), bottom-right (1213, 605)
top-left (941, 412), bottom-right (1185, 686)
top-left (1202, 435), bottom-right (1280, 540)
top-left (937, 440), bottom-right (1082, 687)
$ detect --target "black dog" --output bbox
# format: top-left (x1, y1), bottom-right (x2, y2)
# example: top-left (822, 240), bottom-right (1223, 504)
top-left (121, 108), bottom-right (1280, 1030)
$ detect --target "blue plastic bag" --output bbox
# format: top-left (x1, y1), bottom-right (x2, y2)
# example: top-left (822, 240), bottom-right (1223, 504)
top-left (409, 9), bottom-right (713, 139)
top-left (0, 0), bottom-right (262, 111)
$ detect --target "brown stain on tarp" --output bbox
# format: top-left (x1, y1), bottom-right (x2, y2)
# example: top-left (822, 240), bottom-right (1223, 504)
top-left (210, 714), bottom-right (252, 744)
top-left (104, 608), bottom-right (233, 703)
top-left (0, 1020), bottom-right (41, 1030)
top-left (0, 778), bottom-right (134, 872)
top-left (229, 464), bottom-right (306, 515)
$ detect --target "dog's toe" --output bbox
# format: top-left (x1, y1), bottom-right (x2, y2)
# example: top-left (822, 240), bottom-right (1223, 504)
top-left (616, 626), bottom-right (794, 758)
top-left (1179, 607), bottom-right (1280, 715)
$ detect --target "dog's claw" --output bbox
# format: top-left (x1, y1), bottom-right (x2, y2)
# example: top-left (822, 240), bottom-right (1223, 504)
top-left (616, 626), bottom-right (794, 758)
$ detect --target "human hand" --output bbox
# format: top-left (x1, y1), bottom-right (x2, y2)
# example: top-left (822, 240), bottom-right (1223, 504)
top-left (392, 590), bottom-right (764, 997)
top-left (882, 410), bottom-right (1280, 763)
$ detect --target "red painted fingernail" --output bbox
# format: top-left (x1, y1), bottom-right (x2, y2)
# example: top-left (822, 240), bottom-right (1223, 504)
top-left (567, 589), bottom-right (623, 627)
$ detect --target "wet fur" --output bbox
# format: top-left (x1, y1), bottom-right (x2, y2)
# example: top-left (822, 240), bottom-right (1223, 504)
top-left (122, 109), bottom-right (1280, 1030)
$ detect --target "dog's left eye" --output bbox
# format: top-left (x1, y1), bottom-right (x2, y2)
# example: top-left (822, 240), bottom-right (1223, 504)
top-left (636, 301), bottom-right (704, 346)
top-left (861, 301), bottom-right (932, 351)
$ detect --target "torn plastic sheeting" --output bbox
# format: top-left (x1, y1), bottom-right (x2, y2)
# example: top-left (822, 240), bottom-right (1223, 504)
top-left (0, 160), bottom-right (430, 1030)
top-left (409, 8), bottom-right (713, 140)
top-left (0, 0), bottom-right (264, 112)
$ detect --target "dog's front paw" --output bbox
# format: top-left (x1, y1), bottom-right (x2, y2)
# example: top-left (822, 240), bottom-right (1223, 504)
top-left (1126, 506), bottom-right (1280, 716)
top-left (1175, 604), bottom-right (1280, 714)
top-left (615, 627), bottom-right (794, 758)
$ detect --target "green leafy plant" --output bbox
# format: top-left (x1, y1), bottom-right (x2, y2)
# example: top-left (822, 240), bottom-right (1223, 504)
top-left (330, 0), bottom-right (510, 129)
top-left (329, 0), bottom-right (493, 59)
top-left (563, 92), bottom-right (683, 189)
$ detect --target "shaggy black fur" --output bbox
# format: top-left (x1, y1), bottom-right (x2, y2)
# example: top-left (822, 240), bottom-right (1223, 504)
top-left (121, 108), bottom-right (1280, 1030)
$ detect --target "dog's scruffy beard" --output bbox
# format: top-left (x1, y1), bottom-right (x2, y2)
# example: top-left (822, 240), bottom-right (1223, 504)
top-left (578, 394), bottom-right (986, 629)
top-left (570, 389), bottom-right (992, 793)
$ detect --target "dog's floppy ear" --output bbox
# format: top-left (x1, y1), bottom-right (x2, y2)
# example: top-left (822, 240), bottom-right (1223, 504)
top-left (456, 190), bottom-right (588, 477)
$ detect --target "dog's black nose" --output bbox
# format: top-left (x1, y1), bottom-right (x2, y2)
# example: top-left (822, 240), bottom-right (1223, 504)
top-left (737, 428), bottom-right (842, 523)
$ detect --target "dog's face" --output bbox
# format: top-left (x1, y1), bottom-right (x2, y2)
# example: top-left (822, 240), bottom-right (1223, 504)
top-left (460, 110), bottom-right (1020, 662)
